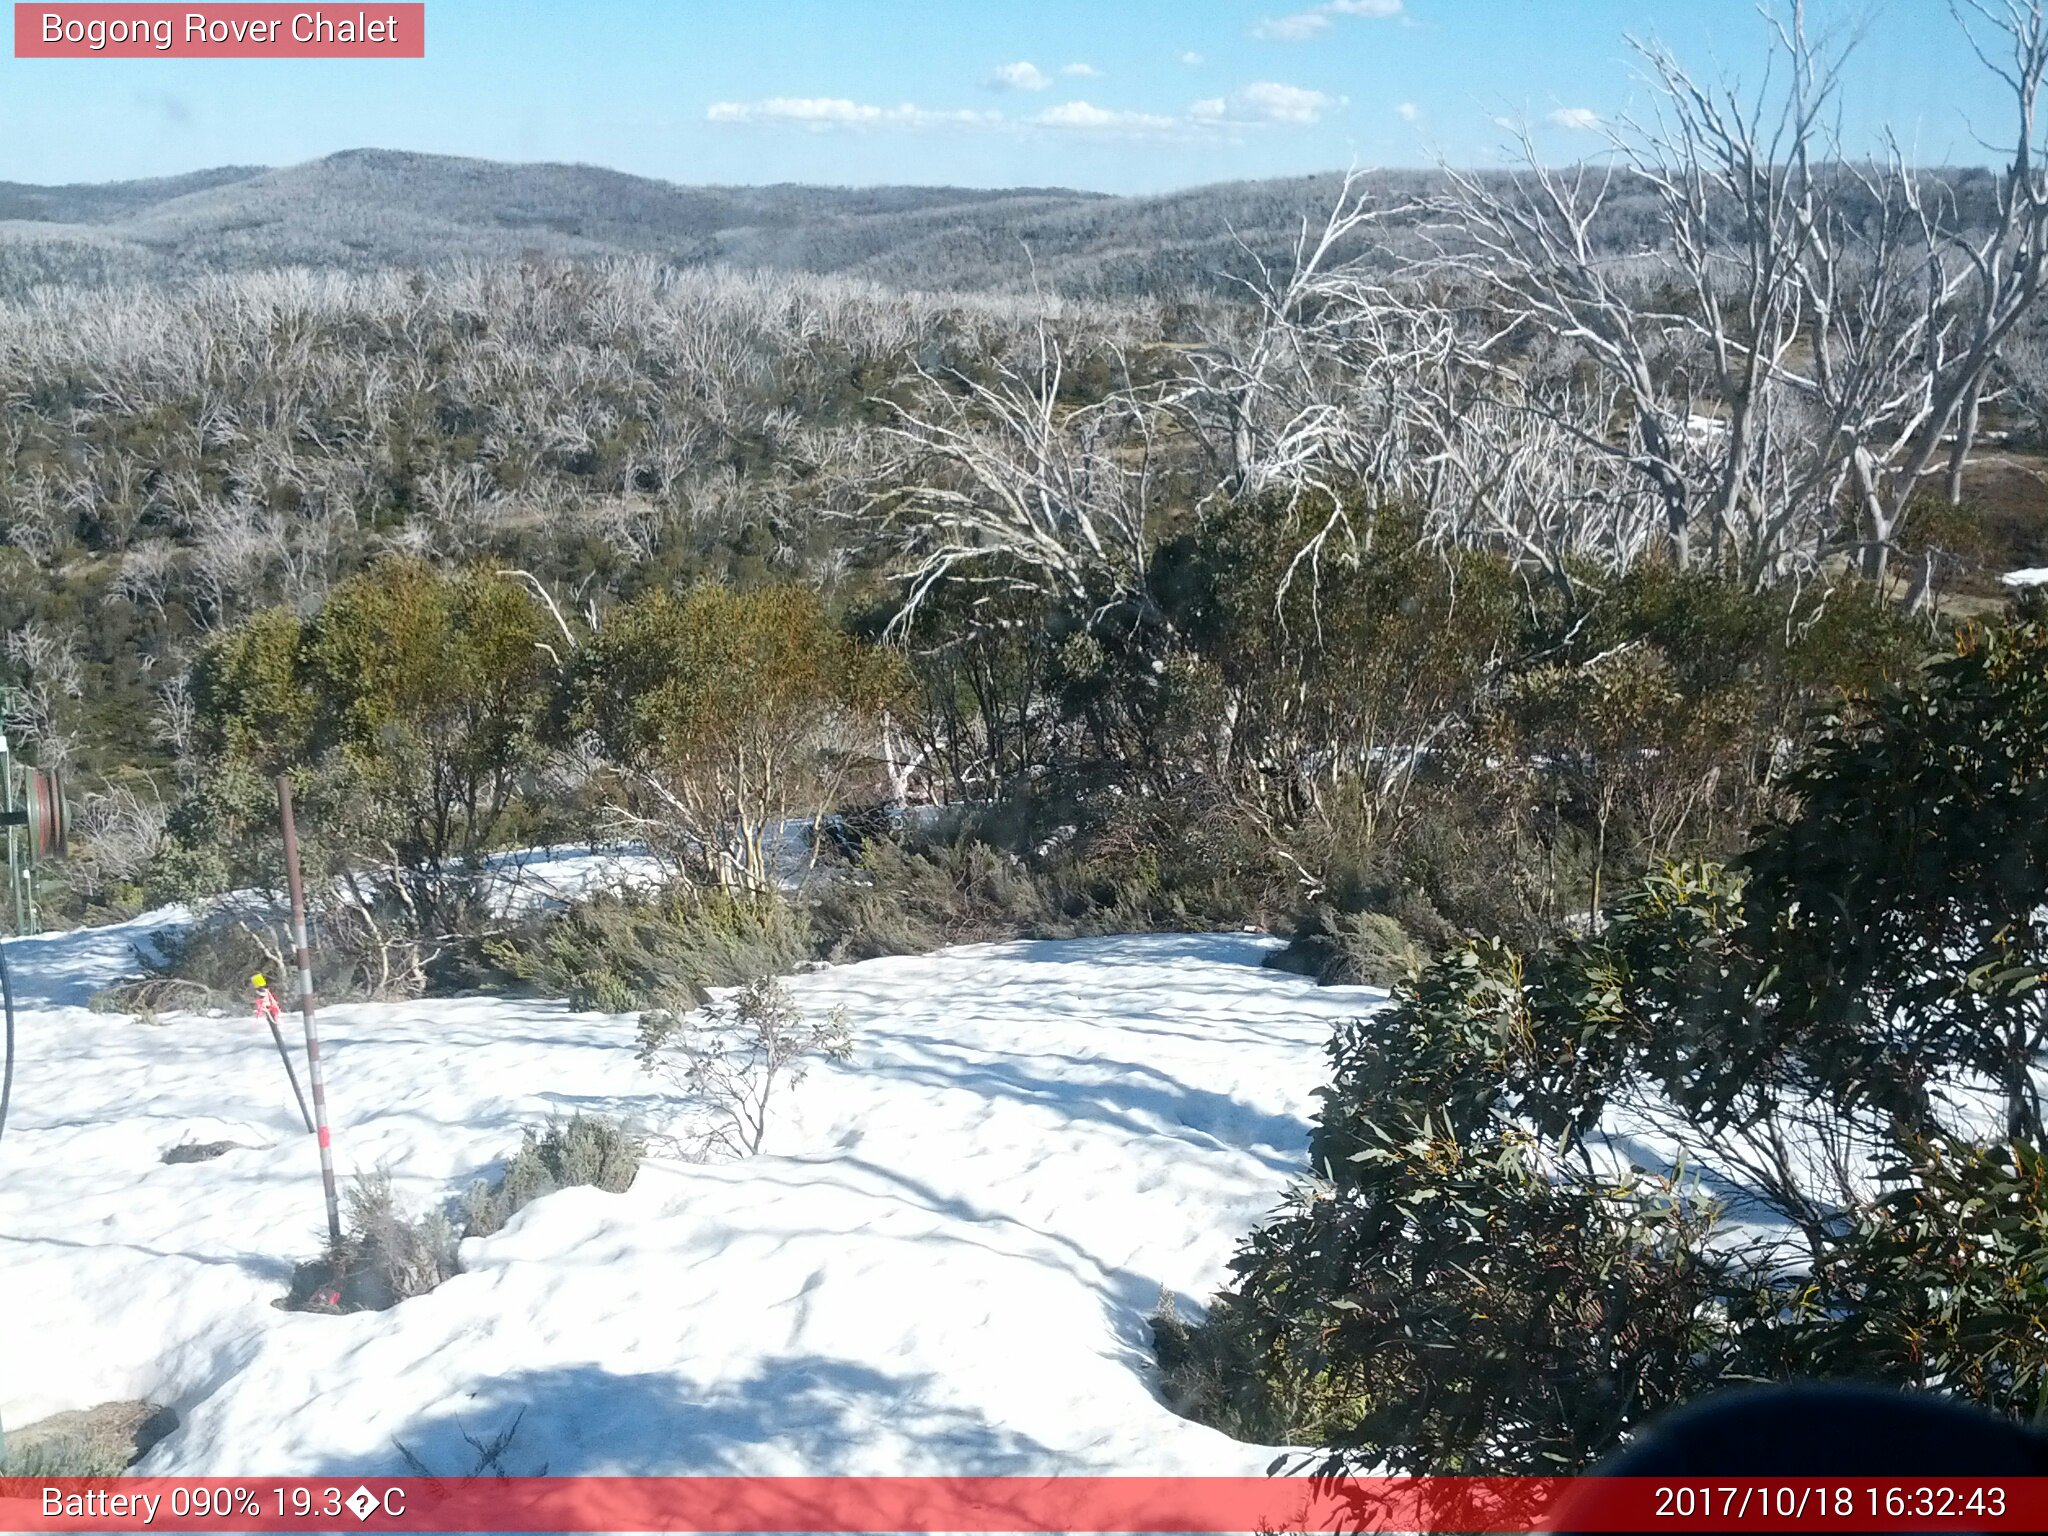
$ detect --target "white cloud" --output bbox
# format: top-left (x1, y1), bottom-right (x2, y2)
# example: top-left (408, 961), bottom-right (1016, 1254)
top-left (1235, 81), bottom-right (1340, 123)
top-left (1060, 62), bottom-right (1100, 77)
top-left (705, 97), bottom-right (1002, 131)
top-left (707, 93), bottom-right (1210, 142)
top-left (1177, 49), bottom-right (1204, 65)
top-left (1254, 0), bottom-right (1403, 40)
top-left (1031, 100), bottom-right (1185, 136)
top-left (988, 61), bottom-right (1052, 92)
top-left (708, 76), bottom-right (1340, 142)
top-left (1253, 11), bottom-right (1332, 40)
top-left (1186, 83), bottom-right (1343, 127)
top-left (1547, 106), bottom-right (1603, 131)
top-left (1395, 100), bottom-right (1422, 122)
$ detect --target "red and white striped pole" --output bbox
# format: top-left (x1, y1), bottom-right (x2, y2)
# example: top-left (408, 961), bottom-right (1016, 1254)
top-left (277, 774), bottom-right (342, 1252)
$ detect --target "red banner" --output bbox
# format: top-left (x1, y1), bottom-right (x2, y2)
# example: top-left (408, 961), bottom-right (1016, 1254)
top-left (14, 4), bottom-right (423, 58)
top-left (2, 1476), bottom-right (2045, 1532)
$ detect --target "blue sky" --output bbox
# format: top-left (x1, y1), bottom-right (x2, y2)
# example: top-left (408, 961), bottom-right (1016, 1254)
top-left (0, 2), bottom-right (2007, 193)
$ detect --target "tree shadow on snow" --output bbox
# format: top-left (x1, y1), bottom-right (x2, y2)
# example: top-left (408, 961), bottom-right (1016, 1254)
top-left (313, 1357), bottom-right (1057, 1478)
top-left (532, 1086), bottom-right (684, 1124)
top-left (870, 1035), bottom-right (1312, 1177)
top-left (0, 918), bottom-right (180, 1009)
top-left (0, 1228), bottom-right (297, 1285)
top-left (1600, 1130), bottom-right (1813, 1236)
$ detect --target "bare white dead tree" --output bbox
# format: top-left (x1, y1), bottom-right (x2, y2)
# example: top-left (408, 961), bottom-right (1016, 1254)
top-left (1941, 1), bottom-right (2048, 498)
top-left (1441, 148), bottom-right (1720, 569)
top-left (874, 318), bottom-right (1161, 631)
top-left (2, 466), bottom-right (65, 562)
top-left (1168, 172), bottom-right (1457, 581)
top-left (1438, 0), bottom-right (2048, 590)
top-left (65, 782), bottom-right (170, 899)
top-left (154, 668), bottom-right (197, 771)
top-left (111, 539), bottom-right (179, 617)
top-left (1806, 0), bottom-right (2048, 589)
top-left (2, 621), bottom-right (85, 769)
top-left (188, 500), bottom-right (274, 630)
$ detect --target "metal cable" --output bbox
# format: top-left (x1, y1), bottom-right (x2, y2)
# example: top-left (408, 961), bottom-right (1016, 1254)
top-left (0, 939), bottom-right (14, 1147)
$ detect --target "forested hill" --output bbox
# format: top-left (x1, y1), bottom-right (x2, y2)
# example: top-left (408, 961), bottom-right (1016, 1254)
top-left (0, 149), bottom-right (1423, 297)
top-left (5, 148), bottom-right (2000, 301)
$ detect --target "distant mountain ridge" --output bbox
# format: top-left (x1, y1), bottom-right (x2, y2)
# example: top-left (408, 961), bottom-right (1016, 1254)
top-left (0, 148), bottom-right (1385, 298)
top-left (0, 164), bottom-right (270, 224)
top-left (0, 149), bottom-right (2008, 302)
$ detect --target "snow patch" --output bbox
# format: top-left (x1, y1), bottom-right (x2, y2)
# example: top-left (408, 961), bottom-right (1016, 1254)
top-left (0, 919), bottom-right (1372, 1474)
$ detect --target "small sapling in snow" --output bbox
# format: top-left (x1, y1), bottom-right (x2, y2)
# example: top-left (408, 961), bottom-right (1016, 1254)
top-left (636, 977), bottom-right (851, 1159)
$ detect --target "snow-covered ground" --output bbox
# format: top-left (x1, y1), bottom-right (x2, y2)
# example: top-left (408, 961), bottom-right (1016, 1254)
top-left (483, 821), bottom-right (847, 913)
top-left (483, 843), bottom-right (667, 914)
top-left (0, 906), bottom-right (1377, 1476)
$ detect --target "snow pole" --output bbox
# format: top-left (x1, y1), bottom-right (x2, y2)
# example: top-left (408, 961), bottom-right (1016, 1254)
top-left (253, 974), bottom-right (315, 1134)
top-left (277, 774), bottom-right (343, 1252)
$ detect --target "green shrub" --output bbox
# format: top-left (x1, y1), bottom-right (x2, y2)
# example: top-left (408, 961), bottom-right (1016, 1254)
top-left (160, 562), bottom-right (558, 967)
top-left (809, 835), bottom-right (1067, 960)
top-left (566, 584), bottom-right (906, 893)
top-left (1060, 787), bottom-right (1281, 932)
top-left (1150, 1289), bottom-right (1313, 1446)
top-left (89, 973), bottom-right (216, 1019)
top-left (1234, 1139), bottom-right (1727, 1470)
top-left (1176, 614), bottom-right (2048, 1472)
top-left (89, 913), bottom-right (272, 1014)
top-left (1172, 869), bottom-right (1758, 1468)
top-left (88, 901), bottom-right (374, 1011)
top-left (1264, 906), bottom-right (1426, 987)
top-left (464, 1114), bottom-right (645, 1238)
top-left (1356, 778), bottom-right (1594, 948)
top-left (487, 886), bottom-right (811, 1012)
top-left (810, 798), bottom-right (1269, 964)
top-left (1180, 933), bottom-right (1737, 1474)
top-left (1753, 1136), bottom-right (2048, 1419)
top-left (1200, 534), bottom-right (1929, 947)
top-left (1739, 609), bottom-right (2048, 1142)
top-left (0, 1433), bottom-right (134, 1477)
top-left (283, 1171), bottom-right (458, 1312)
top-left (1153, 498), bottom-right (1518, 861)
top-left (0, 1403), bottom-right (177, 1475)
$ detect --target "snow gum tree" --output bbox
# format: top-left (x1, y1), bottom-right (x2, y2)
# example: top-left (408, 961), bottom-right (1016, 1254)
top-left (161, 559), bottom-right (552, 992)
top-left (567, 585), bottom-right (905, 894)
top-left (298, 557), bottom-right (552, 931)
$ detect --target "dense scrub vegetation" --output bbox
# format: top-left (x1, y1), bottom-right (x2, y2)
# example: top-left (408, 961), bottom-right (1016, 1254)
top-left (14, 0), bottom-right (2048, 1477)
top-left (1162, 606), bottom-right (2048, 1471)
top-left (463, 1114), bottom-right (645, 1239)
